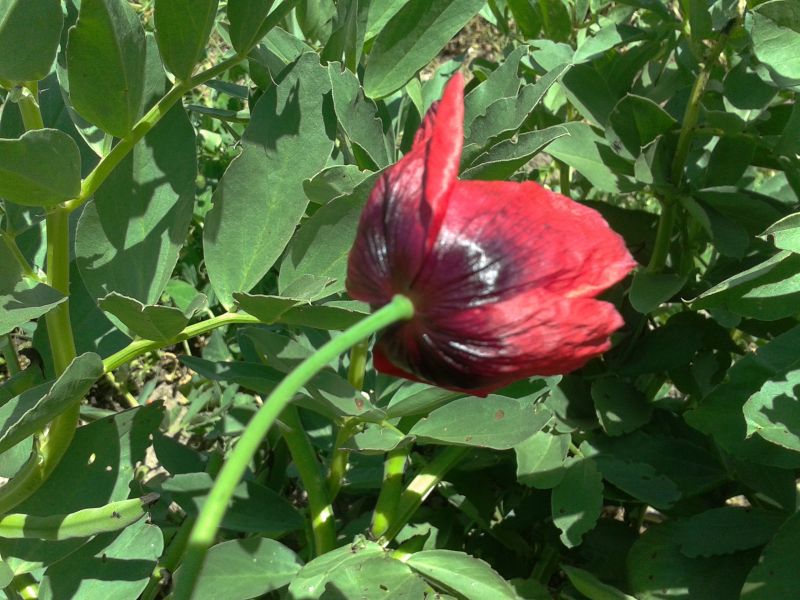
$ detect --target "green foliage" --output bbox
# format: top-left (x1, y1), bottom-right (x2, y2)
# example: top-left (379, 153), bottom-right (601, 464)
top-left (1, 0), bottom-right (799, 598)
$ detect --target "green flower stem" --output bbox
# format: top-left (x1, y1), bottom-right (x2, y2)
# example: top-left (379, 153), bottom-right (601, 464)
top-left (280, 405), bottom-right (336, 555)
top-left (371, 447), bottom-right (409, 538)
top-left (102, 312), bottom-right (260, 373)
top-left (63, 54), bottom-right (243, 215)
top-left (326, 340), bottom-right (371, 500)
top-left (171, 295), bottom-right (414, 600)
top-left (379, 445), bottom-right (470, 545)
top-left (647, 21), bottom-right (736, 275)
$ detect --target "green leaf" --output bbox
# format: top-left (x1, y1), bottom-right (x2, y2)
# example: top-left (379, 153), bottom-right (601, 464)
top-left (0, 353), bottom-right (102, 454)
top-left (515, 430), bottom-right (569, 489)
top-left (287, 537), bottom-right (385, 598)
top-left (629, 271), bottom-right (686, 313)
top-left (461, 126), bottom-right (568, 180)
top-left (328, 62), bottom-right (390, 169)
top-left (349, 423), bottom-right (408, 453)
top-left (38, 520), bottom-right (162, 600)
top-left (608, 94), bottom-right (676, 157)
top-left (0, 241), bottom-right (66, 337)
top-left (204, 53), bottom-right (335, 308)
top-left (0, 0), bottom-right (62, 82)
top-left (741, 511), bottom-right (800, 599)
top-left (181, 356), bottom-right (280, 395)
top-left (161, 472), bottom-right (304, 535)
top-left (363, 0), bottom-right (485, 98)
top-left (406, 550), bottom-right (518, 599)
top-left (743, 367), bottom-right (800, 452)
top-left (672, 507), bottom-right (787, 558)
top-left (561, 565), bottom-right (636, 600)
top-left (680, 195), bottom-right (750, 259)
top-left (628, 522), bottom-right (759, 600)
top-left (763, 212), bottom-right (800, 252)
top-left (179, 537), bottom-right (302, 600)
top-left (0, 129), bottom-right (81, 207)
top-left (66, 0), bottom-right (147, 137)
top-left (573, 24), bottom-right (643, 64)
top-left (551, 457), bottom-right (604, 547)
top-left (228, 0), bottom-right (301, 55)
top-left (462, 45), bottom-right (526, 128)
top-left (279, 177), bottom-right (375, 300)
top-left (409, 395), bottom-right (552, 449)
top-left (506, 0), bottom-right (541, 39)
top-left (385, 383), bottom-right (461, 418)
top-left (234, 293), bottom-right (306, 323)
top-left (749, 0), bottom-right (800, 85)
top-left (546, 122), bottom-right (627, 193)
top-left (463, 63), bottom-right (569, 162)
top-left (591, 377), bottom-right (653, 436)
top-left (303, 164), bottom-right (371, 205)
top-left (324, 554), bottom-right (427, 598)
top-left (685, 325), bottom-right (800, 468)
top-left (585, 451), bottom-right (681, 509)
top-left (691, 251), bottom-right (800, 321)
top-left (75, 104), bottom-right (196, 305)
top-left (154, 0), bottom-right (219, 80)
top-left (98, 292), bottom-right (206, 342)
top-left (0, 404), bottom-right (162, 574)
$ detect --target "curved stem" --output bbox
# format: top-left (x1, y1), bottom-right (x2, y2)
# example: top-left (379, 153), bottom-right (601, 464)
top-left (64, 54), bottom-right (243, 214)
top-left (103, 312), bottom-right (260, 373)
top-left (171, 295), bottom-right (414, 600)
top-left (281, 405), bottom-right (335, 555)
top-left (379, 445), bottom-right (470, 545)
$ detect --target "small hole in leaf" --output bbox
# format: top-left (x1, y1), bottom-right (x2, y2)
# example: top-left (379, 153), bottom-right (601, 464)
top-left (494, 409), bottom-right (505, 420)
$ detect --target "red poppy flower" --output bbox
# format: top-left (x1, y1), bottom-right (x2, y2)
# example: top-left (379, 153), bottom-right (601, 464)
top-left (346, 73), bottom-right (636, 395)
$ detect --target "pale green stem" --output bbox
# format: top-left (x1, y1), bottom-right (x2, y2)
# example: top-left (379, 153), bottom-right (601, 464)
top-left (171, 296), bottom-right (414, 600)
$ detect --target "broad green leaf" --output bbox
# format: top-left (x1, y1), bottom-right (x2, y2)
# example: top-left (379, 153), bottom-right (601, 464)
top-left (154, 0), bottom-right (218, 80)
top-left (75, 105), bottom-right (196, 305)
top-left (181, 356), bottom-right (280, 395)
top-left (0, 404), bottom-right (162, 575)
top-left (0, 129), bottom-right (81, 206)
top-left (690, 251), bottom-right (800, 321)
top-left (561, 565), bottom-right (636, 600)
top-left (560, 64), bottom-right (617, 127)
top-left (515, 430), bottom-right (569, 489)
top-left (743, 367), bottom-right (800, 452)
top-left (546, 122), bottom-right (627, 193)
top-left (722, 61), bottom-right (778, 122)
top-left (608, 94), bottom-right (676, 157)
top-left (303, 164), bottom-right (371, 205)
top-left (573, 24), bottom-right (643, 64)
top-left (228, 0), bottom-right (300, 55)
top-left (98, 292), bottom-right (206, 342)
top-left (407, 550), bottom-right (517, 599)
top-left (0, 353), bottom-right (102, 454)
top-left (538, 0), bottom-right (571, 41)
top-left (385, 383), bottom-right (461, 418)
top-left (287, 537), bottom-right (385, 598)
top-left (680, 195), bottom-right (750, 259)
top-left (161, 472), bottom-right (304, 535)
top-left (506, 0), bottom-right (541, 39)
top-left (685, 325), bottom-right (800, 468)
top-left (279, 176), bottom-right (376, 299)
top-left (39, 520), bottom-right (162, 600)
top-left (204, 53), bottom-right (335, 308)
top-left (462, 45), bottom-right (526, 128)
top-left (741, 511), bottom-right (800, 599)
top-left (551, 457), bottom-right (604, 547)
top-left (325, 554), bottom-right (426, 598)
top-left (749, 0), bottom-right (800, 85)
top-left (364, 0), bottom-right (485, 98)
top-left (365, 0), bottom-right (409, 40)
top-left (672, 507), bottom-right (787, 558)
top-left (0, 240), bottom-right (66, 337)
top-left (704, 135), bottom-right (756, 188)
top-left (628, 522), bottom-right (760, 600)
top-left (461, 126), bottom-right (568, 180)
top-left (762, 212), bottom-right (800, 253)
top-left (585, 452), bottom-right (681, 509)
top-left (591, 377), bottom-right (653, 436)
top-left (463, 63), bottom-right (569, 162)
top-left (629, 271), bottom-right (686, 313)
top-left (234, 293), bottom-right (306, 324)
top-left (0, 0), bottom-right (62, 82)
top-left (328, 62), bottom-right (390, 168)
top-left (279, 300), bottom-right (371, 330)
top-left (66, 0), bottom-right (147, 137)
top-left (0, 559), bottom-right (11, 588)
top-left (177, 537), bottom-right (302, 600)
top-left (409, 395), bottom-right (551, 449)
top-left (349, 423), bottom-right (408, 453)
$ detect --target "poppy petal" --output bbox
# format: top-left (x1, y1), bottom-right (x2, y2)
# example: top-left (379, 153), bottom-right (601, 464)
top-left (346, 74), bottom-right (465, 305)
top-left (375, 290), bottom-right (624, 394)
top-left (413, 180), bottom-right (635, 310)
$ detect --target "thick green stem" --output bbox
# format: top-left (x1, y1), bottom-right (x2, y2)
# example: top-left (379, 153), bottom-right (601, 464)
top-left (371, 448), bottom-right (408, 538)
top-left (103, 312), bottom-right (260, 373)
top-left (281, 405), bottom-right (335, 555)
top-left (171, 296), bottom-right (414, 600)
top-left (64, 54), bottom-right (243, 214)
top-left (645, 198), bottom-right (677, 273)
top-left (2, 334), bottom-right (21, 376)
top-left (379, 445), bottom-right (470, 544)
